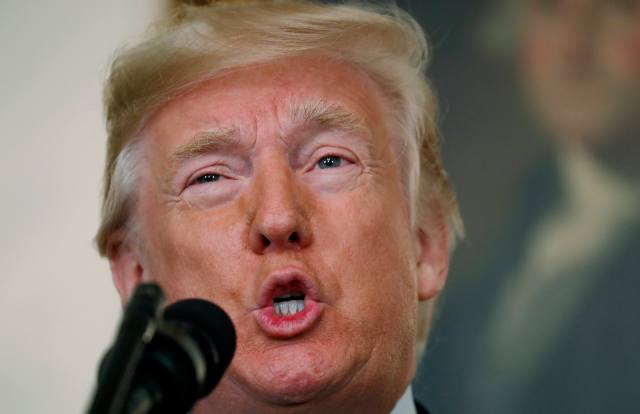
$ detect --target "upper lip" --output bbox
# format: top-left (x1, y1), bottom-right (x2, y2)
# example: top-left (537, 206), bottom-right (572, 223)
top-left (255, 267), bottom-right (322, 309)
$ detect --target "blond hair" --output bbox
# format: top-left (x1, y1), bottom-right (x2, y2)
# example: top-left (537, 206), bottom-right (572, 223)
top-left (97, 0), bottom-right (462, 358)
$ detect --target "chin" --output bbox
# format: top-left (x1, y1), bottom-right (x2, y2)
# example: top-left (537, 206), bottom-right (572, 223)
top-left (231, 341), bottom-right (344, 406)
top-left (253, 370), bottom-right (333, 405)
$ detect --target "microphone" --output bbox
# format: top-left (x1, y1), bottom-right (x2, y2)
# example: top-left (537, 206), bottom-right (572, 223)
top-left (89, 284), bottom-right (165, 414)
top-left (88, 285), bottom-right (237, 414)
top-left (124, 298), bottom-right (237, 414)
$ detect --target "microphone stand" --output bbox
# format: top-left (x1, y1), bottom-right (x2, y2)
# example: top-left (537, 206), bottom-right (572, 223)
top-left (87, 283), bottom-right (165, 414)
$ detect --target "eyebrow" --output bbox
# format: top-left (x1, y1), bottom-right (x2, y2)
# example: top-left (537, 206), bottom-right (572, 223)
top-left (164, 128), bottom-right (240, 186)
top-left (287, 100), bottom-right (379, 160)
top-left (288, 100), bottom-right (370, 137)
top-left (171, 128), bottom-right (240, 162)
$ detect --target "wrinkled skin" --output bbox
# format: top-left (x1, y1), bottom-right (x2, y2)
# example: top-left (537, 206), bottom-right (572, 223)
top-left (109, 56), bottom-right (448, 413)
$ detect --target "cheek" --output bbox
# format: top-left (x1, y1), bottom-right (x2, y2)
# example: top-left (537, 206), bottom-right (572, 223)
top-left (317, 185), bottom-right (417, 331)
top-left (141, 202), bottom-right (247, 305)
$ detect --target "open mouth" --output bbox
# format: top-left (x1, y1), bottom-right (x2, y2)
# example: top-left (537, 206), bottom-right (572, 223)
top-left (273, 292), bottom-right (306, 316)
top-left (253, 269), bottom-right (325, 338)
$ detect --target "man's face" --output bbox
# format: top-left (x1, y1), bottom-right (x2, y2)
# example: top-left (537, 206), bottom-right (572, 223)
top-left (520, 0), bottom-right (640, 143)
top-left (127, 56), bottom-right (426, 412)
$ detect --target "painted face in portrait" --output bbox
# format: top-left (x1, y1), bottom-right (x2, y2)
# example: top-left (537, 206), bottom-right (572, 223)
top-left (520, 0), bottom-right (640, 144)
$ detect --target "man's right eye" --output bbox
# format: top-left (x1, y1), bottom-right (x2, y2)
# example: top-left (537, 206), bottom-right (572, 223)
top-left (317, 155), bottom-right (343, 170)
top-left (195, 173), bottom-right (221, 184)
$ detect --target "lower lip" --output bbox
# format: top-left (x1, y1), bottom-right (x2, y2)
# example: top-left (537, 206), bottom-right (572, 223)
top-left (253, 299), bottom-right (324, 338)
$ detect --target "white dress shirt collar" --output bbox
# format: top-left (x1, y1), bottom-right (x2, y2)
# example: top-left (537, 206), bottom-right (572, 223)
top-left (390, 386), bottom-right (417, 414)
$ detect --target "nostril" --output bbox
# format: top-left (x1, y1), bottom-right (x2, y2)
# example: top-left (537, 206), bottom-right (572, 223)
top-left (288, 232), bottom-right (299, 244)
top-left (261, 235), bottom-right (271, 247)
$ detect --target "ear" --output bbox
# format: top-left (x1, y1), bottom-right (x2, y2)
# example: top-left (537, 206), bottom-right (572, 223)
top-left (415, 214), bottom-right (450, 301)
top-left (107, 233), bottom-right (145, 306)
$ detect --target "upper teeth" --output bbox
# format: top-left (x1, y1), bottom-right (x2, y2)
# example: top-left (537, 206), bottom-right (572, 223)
top-left (274, 299), bottom-right (305, 316)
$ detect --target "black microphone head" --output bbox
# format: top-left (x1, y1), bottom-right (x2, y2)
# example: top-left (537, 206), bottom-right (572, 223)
top-left (163, 298), bottom-right (237, 395)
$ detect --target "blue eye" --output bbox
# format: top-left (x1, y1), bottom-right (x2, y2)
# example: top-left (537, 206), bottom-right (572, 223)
top-left (195, 173), bottom-right (221, 184)
top-left (317, 155), bottom-right (342, 169)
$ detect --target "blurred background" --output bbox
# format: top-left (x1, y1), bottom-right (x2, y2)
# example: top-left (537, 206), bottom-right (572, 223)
top-left (413, 1), bottom-right (640, 413)
top-left (1, 0), bottom-right (637, 413)
top-left (0, 1), bottom-right (167, 413)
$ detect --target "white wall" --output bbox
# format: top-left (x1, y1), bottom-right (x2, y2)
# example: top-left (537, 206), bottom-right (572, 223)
top-left (0, 1), bottom-right (164, 412)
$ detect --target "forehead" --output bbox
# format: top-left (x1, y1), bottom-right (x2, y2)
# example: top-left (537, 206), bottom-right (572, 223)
top-left (144, 55), bottom-right (390, 141)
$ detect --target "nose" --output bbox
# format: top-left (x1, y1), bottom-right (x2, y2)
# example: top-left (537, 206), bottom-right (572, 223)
top-left (247, 154), bottom-right (312, 254)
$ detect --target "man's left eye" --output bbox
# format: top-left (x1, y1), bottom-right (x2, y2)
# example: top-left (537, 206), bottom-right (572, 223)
top-left (317, 155), bottom-right (343, 169)
top-left (195, 173), bottom-right (221, 184)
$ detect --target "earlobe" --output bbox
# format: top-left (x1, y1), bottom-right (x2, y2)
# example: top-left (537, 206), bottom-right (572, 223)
top-left (415, 220), bottom-right (450, 301)
top-left (108, 234), bottom-right (145, 306)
